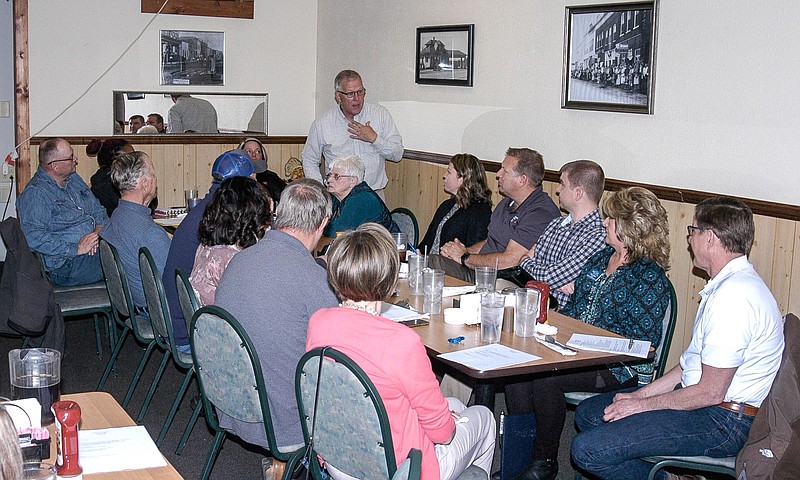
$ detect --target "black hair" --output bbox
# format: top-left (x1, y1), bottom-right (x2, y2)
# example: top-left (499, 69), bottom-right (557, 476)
top-left (198, 176), bottom-right (272, 249)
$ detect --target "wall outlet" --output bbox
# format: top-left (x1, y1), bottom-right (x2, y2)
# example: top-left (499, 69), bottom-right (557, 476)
top-left (0, 161), bottom-right (11, 180)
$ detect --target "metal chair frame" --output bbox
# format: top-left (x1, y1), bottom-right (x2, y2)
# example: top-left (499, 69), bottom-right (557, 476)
top-left (173, 267), bottom-right (202, 455)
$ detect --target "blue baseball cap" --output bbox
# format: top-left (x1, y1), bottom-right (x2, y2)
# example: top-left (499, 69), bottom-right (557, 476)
top-left (212, 150), bottom-right (255, 183)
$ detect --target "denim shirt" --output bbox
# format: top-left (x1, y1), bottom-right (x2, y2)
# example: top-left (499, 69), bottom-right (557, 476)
top-left (17, 167), bottom-right (109, 272)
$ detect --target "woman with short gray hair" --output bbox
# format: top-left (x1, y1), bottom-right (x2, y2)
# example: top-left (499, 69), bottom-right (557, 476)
top-left (322, 154), bottom-right (397, 237)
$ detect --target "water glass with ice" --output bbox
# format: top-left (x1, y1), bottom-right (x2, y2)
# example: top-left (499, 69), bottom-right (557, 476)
top-left (474, 266), bottom-right (497, 293)
top-left (514, 288), bottom-right (541, 337)
top-left (408, 253), bottom-right (427, 295)
top-left (423, 268), bottom-right (444, 314)
top-left (480, 292), bottom-right (505, 344)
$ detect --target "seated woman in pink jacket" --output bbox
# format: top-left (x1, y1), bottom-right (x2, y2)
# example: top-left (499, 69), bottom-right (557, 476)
top-left (306, 223), bottom-right (496, 480)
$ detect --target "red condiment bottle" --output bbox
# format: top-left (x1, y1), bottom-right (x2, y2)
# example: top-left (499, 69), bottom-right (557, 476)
top-left (52, 400), bottom-right (83, 477)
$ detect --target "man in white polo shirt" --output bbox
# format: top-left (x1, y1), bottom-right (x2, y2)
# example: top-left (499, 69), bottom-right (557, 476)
top-left (571, 196), bottom-right (784, 480)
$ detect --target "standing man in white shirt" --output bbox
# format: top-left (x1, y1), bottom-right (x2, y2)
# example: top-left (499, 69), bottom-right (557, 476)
top-left (301, 70), bottom-right (403, 199)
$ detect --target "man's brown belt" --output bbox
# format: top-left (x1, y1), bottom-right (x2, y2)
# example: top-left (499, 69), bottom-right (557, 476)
top-left (718, 401), bottom-right (759, 416)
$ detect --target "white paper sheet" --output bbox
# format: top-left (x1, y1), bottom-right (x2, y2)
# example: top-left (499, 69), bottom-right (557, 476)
top-left (566, 333), bottom-right (651, 358)
top-left (443, 285), bottom-right (476, 297)
top-left (438, 344), bottom-right (540, 371)
top-left (78, 425), bottom-right (167, 474)
top-left (380, 302), bottom-right (430, 322)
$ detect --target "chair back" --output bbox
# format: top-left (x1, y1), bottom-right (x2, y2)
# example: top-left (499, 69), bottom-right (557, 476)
top-left (99, 239), bottom-right (137, 323)
top-left (654, 279), bottom-right (679, 379)
top-left (390, 207), bottom-right (419, 247)
top-left (139, 248), bottom-right (189, 366)
top-left (175, 268), bottom-right (200, 332)
top-left (296, 347), bottom-right (397, 479)
top-left (189, 305), bottom-right (288, 460)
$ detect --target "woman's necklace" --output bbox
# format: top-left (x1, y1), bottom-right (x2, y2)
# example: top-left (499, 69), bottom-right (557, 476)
top-left (341, 300), bottom-right (380, 316)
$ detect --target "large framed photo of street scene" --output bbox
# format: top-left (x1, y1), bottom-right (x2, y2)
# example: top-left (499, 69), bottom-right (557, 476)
top-left (416, 24), bottom-right (474, 87)
top-left (562, 2), bottom-right (657, 114)
top-left (160, 30), bottom-right (225, 86)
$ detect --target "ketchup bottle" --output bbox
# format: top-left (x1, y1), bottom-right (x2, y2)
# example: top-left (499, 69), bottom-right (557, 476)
top-left (52, 400), bottom-right (83, 477)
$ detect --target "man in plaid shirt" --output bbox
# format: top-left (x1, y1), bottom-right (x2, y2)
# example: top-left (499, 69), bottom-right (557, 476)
top-left (518, 160), bottom-right (606, 308)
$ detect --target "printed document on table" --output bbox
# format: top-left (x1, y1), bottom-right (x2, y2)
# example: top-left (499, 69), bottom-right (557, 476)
top-left (438, 344), bottom-right (540, 371)
top-left (566, 333), bottom-right (650, 358)
top-left (381, 302), bottom-right (430, 322)
top-left (78, 425), bottom-right (167, 474)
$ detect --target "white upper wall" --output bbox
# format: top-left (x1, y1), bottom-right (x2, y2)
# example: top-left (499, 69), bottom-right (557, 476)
top-left (28, 0), bottom-right (318, 136)
top-left (316, 0), bottom-right (800, 204)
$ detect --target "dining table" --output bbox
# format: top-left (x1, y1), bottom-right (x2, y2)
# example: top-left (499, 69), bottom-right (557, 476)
top-left (389, 275), bottom-right (651, 409)
top-left (46, 391), bottom-right (183, 480)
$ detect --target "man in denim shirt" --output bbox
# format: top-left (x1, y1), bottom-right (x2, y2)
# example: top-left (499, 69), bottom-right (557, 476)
top-left (17, 138), bottom-right (108, 286)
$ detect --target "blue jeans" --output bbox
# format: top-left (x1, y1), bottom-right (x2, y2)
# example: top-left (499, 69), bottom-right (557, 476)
top-left (572, 387), bottom-right (753, 480)
top-left (48, 254), bottom-right (104, 286)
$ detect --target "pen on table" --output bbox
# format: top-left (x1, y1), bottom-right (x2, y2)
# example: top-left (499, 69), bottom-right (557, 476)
top-left (627, 338), bottom-right (634, 349)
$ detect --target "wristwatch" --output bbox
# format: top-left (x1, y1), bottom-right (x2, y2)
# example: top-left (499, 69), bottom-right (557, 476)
top-left (460, 252), bottom-right (471, 266)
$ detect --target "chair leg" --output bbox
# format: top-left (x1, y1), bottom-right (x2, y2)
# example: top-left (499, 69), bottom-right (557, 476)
top-left (157, 368), bottom-right (194, 446)
top-left (123, 340), bottom-right (157, 408)
top-left (21, 337), bottom-right (31, 348)
top-left (92, 313), bottom-right (102, 358)
top-left (136, 349), bottom-right (172, 423)
top-left (97, 326), bottom-right (130, 390)
top-left (201, 430), bottom-right (226, 480)
top-left (176, 399), bottom-right (202, 455)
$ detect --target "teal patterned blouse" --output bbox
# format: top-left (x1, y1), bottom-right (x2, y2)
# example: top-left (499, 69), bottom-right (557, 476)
top-left (560, 246), bottom-right (670, 383)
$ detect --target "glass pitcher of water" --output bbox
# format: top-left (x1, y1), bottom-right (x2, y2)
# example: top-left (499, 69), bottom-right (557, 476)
top-left (9, 348), bottom-right (61, 425)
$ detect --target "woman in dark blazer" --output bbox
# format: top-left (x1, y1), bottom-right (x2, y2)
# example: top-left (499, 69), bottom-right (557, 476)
top-left (419, 153), bottom-right (493, 254)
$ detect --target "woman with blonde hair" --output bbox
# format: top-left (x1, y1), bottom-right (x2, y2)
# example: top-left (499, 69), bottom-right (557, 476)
top-left (504, 186), bottom-right (672, 480)
top-left (419, 153), bottom-right (492, 254)
top-left (0, 405), bottom-right (23, 480)
top-left (306, 223), bottom-right (495, 480)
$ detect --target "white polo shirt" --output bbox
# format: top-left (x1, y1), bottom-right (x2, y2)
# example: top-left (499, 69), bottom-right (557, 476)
top-left (679, 256), bottom-right (784, 407)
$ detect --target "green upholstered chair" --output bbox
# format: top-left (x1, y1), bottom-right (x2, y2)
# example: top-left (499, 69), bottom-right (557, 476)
top-left (138, 248), bottom-right (195, 439)
top-left (96, 239), bottom-right (155, 411)
top-left (390, 207), bottom-right (419, 247)
top-left (189, 305), bottom-right (299, 480)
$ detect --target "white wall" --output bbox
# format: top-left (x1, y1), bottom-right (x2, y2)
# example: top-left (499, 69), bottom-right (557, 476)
top-left (28, 0), bottom-right (318, 136)
top-left (316, 1), bottom-right (800, 205)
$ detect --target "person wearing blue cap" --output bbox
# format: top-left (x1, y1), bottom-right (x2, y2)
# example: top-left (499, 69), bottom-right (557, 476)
top-left (162, 149), bottom-right (260, 352)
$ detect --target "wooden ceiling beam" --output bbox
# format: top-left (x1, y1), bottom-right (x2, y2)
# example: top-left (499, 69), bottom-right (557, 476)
top-left (141, 0), bottom-right (254, 19)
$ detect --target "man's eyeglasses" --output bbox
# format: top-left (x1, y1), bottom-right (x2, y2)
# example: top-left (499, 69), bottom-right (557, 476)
top-left (325, 173), bottom-right (356, 181)
top-left (336, 88), bottom-right (366, 99)
top-left (48, 154), bottom-right (77, 165)
top-left (687, 225), bottom-right (710, 236)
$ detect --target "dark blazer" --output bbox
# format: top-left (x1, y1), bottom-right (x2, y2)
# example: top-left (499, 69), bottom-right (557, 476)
top-left (736, 313), bottom-right (800, 479)
top-left (0, 217), bottom-right (64, 351)
top-left (419, 198), bottom-right (492, 252)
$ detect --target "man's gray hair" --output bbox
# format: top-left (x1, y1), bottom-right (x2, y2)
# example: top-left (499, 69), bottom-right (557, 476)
top-left (274, 179), bottom-right (332, 233)
top-left (38, 137), bottom-right (64, 165)
top-left (330, 154), bottom-right (365, 183)
top-left (111, 152), bottom-right (151, 193)
top-left (334, 69), bottom-right (362, 91)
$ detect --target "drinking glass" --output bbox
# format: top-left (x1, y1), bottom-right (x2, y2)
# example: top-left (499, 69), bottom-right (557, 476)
top-left (184, 189), bottom-right (198, 209)
top-left (514, 288), bottom-right (541, 337)
top-left (422, 268), bottom-right (444, 314)
top-left (392, 232), bottom-right (408, 262)
top-left (480, 292), bottom-right (505, 344)
top-left (474, 266), bottom-right (497, 293)
top-left (407, 253), bottom-right (427, 296)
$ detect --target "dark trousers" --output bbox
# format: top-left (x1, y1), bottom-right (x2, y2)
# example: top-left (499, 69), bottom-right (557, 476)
top-left (504, 368), bottom-right (636, 460)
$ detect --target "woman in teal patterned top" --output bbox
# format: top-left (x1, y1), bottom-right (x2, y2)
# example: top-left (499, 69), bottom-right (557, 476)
top-left (503, 186), bottom-right (671, 480)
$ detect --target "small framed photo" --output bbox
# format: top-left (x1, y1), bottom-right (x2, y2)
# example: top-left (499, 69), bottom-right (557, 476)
top-left (416, 24), bottom-right (474, 87)
top-left (160, 30), bottom-right (224, 86)
top-left (562, 2), bottom-right (657, 114)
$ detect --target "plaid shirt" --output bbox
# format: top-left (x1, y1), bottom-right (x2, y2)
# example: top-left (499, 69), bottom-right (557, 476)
top-left (519, 209), bottom-right (606, 307)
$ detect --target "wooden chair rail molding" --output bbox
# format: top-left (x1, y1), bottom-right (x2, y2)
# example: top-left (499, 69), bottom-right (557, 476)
top-left (23, 139), bottom-right (799, 371)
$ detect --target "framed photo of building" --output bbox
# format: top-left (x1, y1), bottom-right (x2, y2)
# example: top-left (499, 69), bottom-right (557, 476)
top-left (562, 2), bottom-right (657, 114)
top-left (416, 24), bottom-right (474, 87)
top-left (160, 30), bottom-right (224, 86)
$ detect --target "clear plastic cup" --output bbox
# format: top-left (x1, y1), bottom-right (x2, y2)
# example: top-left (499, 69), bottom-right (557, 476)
top-left (480, 292), bottom-right (505, 343)
top-left (474, 266), bottom-right (497, 293)
top-left (514, 288), bottom-right (541, 337)
top-left (422, 268), bottom-right (444, 314)
top-left (408, 254), bottom-right (427, 296)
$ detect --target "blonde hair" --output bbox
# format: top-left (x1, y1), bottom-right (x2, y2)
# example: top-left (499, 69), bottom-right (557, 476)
top-left (0, 405), bottom-right (23, 480)
top-left (327, 223), bottom-right (399, 302)
top-left (601, 187), bottom-right (671, 269)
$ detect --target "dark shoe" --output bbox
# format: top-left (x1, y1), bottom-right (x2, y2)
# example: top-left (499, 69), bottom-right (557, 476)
top-left (516, 459), bottom-right (558, 480)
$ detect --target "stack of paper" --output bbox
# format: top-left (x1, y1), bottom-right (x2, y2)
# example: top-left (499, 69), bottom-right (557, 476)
top-left (381, 302), bottom-right (429, 322)
top-left (566, 333), bottom-right (650, 358)
top-left (438, 344), bottom-right (540, 370)
top-left (79, 426), bottom-right (167, 474)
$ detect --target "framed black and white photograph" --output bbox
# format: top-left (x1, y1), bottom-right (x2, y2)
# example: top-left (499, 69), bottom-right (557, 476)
top-left (160, 30), bottom-right (224, 86)
top-left (416, 24), bottom-right (474, 87)
top-left (562, 2), bottom-right (657, 114)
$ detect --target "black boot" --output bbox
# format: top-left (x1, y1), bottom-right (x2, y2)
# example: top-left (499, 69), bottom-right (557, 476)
top-left (516, 459), bottom-right (558, 480)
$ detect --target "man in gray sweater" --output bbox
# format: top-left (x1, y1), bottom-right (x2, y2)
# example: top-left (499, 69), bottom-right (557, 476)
top-left (215, 179), bottom-right (337, 450)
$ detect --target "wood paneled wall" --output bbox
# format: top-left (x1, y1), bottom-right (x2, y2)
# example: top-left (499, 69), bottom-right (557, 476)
top-left (385, 159), bottom-right (800, 371)
top-left (28, 140), bottom-right (303, 209)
